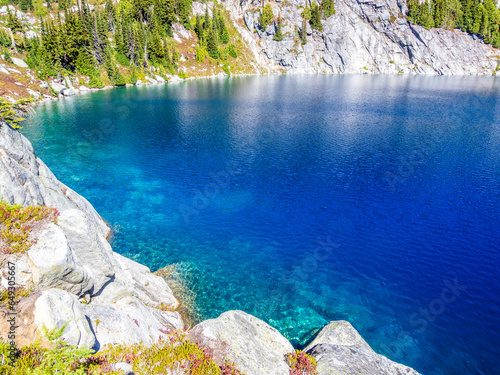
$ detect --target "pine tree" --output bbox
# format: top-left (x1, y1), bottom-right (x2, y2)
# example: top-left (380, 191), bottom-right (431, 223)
top-left (310, 2), bottom-right (323, 31)
top-left (273, 16), bottom-right (283, 41)
top-left (7, 7), bottom-right (23, 33)
top-left (218, 15), bottom-right (230, 44)
top-left (148, 31), bottom-right (165, 63)
top-left (105, 0), bottom-right (115, 31)
top-left (58, 0), bottom-right (70, 11)
top-left (204, 6), bottom-right (211, 31)
top-left (321, 0), bottom-right (335, 18)
top-left (207, 22), bottom-right (219, 59)
top-left (299, 18), bottom-right (307, 45)
top-left (433, 0), bottom-right (446, 27)
top-left (19, 0), bottom-right (33, 12)
top-left (260, 3), bottom-right (274, 29)
top-left (195, 15), bottom-right (203, 38)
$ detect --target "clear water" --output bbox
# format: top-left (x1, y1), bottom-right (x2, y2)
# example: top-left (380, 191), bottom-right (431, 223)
top-left (21, 75), bottom-right (500, 375)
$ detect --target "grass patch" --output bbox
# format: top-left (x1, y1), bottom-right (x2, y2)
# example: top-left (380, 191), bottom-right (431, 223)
top-left (0, 201), bottom-right (59, 255)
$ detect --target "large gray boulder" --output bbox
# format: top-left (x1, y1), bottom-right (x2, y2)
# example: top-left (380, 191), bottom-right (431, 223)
top-left (10, 57), bottom-right (28, 68)
top-left (34, 288), bottom-right (96, 349)
top-left (27, 224), bottom-right (93, 296)
top-left (305, 321), bottom-right (421, 375)
top-left (189, 310), bottom-right (294, 375)
top-left (84, 296), bottom-right (183, 348)
top-left (57, 209), bottom-right (115, 295)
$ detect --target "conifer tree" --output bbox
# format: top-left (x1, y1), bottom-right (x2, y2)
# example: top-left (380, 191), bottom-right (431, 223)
top-left (260, 3), bottom-right (274, 29)
top-left (321, 0), bottom-right (335, 18)
top-left (310, 2), bottom-right (323, 31)
top-left (207, 22), bottom-right (219, 58)
top-left (299, 18), bottom-right (307, 44)
top-left (218, 14), bottom-right (230, 44)
top-left (273, 16), bottom-right (283, 41)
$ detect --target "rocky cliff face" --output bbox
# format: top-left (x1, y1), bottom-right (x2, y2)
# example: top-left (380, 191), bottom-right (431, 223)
top-left (222, 0), bottom-right (498, 75)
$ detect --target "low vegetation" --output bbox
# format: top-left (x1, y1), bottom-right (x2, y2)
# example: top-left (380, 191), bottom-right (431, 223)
top-left (0, 325), bottom-right (245, 374)
top-left (286, 350), bottom-right (318, 375)
top-left (0, 286), bottom-right (33, 307)
top-left (0, 200), bottom-right (59, 255)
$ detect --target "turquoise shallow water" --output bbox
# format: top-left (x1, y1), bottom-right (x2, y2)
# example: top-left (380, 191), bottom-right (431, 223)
top-left (22, 75), bottom-right (500, 375)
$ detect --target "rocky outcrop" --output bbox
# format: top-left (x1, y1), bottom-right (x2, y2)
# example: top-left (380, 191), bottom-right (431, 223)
top-left (189, 310), bottom-right (294, 375)
top-left (189, 312), bottom-right (422, 375)
top-left (224, 0), bottom-right (498, 75)
top-left (304, 321), bottom-right (420, 375)
top-left (0, 122), bottom-right (182, 349)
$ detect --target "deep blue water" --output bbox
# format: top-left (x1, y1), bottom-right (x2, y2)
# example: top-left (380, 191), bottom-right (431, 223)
top-left (21, 75), bottom-right (500, 375)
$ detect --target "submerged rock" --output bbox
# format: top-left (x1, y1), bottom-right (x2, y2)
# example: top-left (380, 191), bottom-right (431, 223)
top-left (189, 310), bottom-right (294, 375)
top-left (305, 321), bottom-right (420, 375)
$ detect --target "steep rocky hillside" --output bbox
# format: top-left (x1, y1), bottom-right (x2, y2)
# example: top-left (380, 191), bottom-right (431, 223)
top-left (224, 0), bottom-right (499, 74)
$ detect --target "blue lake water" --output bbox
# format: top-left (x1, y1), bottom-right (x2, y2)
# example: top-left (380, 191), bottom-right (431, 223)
top-left (21, 75), bottom-right (500, 375)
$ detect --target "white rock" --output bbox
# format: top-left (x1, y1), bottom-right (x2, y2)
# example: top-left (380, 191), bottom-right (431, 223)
top-left (27, 224), bottom-right (93, 296)
top-left (27, 88), bottom-right (40, 99)
top-left (113, 362), bottom-right (134, 374)
top-left (57, 209), bottom-right (115, 295)
top-left (155, 75), bottom-right (165, 82)
top-left (84, 296), bottom-right (183, 347)
top-left (25, 30), bottom-right (39, 39)
top-left (63, 76), bottom-right (73, 88)
top-left (61, 87), bottom-right (77, 96)
top-left (305, 321), bottom-right (421, 375)
top-left (189, 310), bottom-right (294, 375)
top-left (49, 82), bottom-right (65, 93)
top-left (10, 57), bottom-right (28, 68)
top-left (226, 0), bottom-right (498, 75)
top-left (34, 289), bottom-right (96, 348)
top-left (79, 85), bottom-right (89, 91)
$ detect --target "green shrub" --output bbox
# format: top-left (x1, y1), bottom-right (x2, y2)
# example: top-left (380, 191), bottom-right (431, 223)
top-left (226, 44), bottom-right (237, 59)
